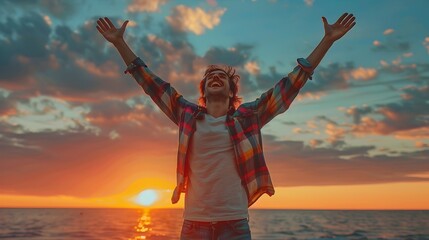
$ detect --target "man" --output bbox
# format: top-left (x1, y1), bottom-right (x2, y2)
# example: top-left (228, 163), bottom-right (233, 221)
top-left (96, 12), bottom-right (356, 240)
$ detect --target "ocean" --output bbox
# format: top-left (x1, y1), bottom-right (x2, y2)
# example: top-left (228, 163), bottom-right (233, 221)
top-left (0, 208), bottom-right (428, 240)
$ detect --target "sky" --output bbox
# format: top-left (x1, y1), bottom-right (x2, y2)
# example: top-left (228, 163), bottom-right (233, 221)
top-left (0, 0), bottom-right (428, 210)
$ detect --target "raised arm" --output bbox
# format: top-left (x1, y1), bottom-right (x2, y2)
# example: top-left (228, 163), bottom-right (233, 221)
top-left (96, 17), bottom-right (189, 125)
top-left (307, 13), bottom-right (356, 70)
top-left (250, 13), bottom-right (356, 127)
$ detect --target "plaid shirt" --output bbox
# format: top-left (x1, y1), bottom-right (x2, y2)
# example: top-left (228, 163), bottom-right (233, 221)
top-left (127, 57), bottom-right (311, 207)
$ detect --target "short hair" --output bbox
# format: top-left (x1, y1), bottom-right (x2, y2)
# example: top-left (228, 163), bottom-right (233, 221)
top-left (198, 64), bottom-right (242, 110)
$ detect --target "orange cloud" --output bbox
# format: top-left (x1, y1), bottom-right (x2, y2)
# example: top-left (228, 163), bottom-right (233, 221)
top-left (415, 141), bottom-right (429, 148)
top-left (394, 127), bottom-right (429, 140)
top-left (383, 28), bottom-right (394, 35)
top-left (296, 91), bottom-right (325, 100)
top-left (351, 116), bottom-right (390, 135)
top-left (309, 139), bottom-right (323, 148)
top-left (325, 123), bottom-right (346, 145)
top-left (75, 58), bottom-right (120, 79)
top-left (127, 0), bottom-right (168, 13)
top-left (373, 40), bottom-right (381, 46)
top-left (166, 5), bottom-right (226, 35)
top-left (304, 0), bottom-right (314, 7)
top-left (43, 15), bottom-right (52, 26)
top-left (245, 61), bottom-right (260, 75)
top-left (349, 67), bottom-right (378, 81)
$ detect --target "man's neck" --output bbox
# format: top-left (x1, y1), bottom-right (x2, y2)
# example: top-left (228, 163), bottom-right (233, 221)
top-left (206, 99), bottom-right (229, 118)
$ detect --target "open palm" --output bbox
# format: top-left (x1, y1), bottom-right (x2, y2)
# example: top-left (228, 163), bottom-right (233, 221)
top-left (96, 17), bottom-right (129, 45)
top-left (323, 13), bottom-right (356, 42)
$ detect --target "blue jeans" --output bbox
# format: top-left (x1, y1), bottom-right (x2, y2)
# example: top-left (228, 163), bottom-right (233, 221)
top-left (180, 218), bottom-right (251, 240)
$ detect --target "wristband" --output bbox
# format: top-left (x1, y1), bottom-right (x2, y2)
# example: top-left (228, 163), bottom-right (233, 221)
top-left (297, 58), bottom-right (313, 80)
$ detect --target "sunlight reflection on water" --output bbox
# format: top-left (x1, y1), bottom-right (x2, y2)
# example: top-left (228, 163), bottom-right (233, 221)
top-left (133, 209), bottom-right (152, 240)
top-left (0, 209), bottom-right (429, 239)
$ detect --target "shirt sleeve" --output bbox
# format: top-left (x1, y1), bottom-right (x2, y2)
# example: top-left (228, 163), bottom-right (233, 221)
top-left (253, 59), bottom-right (313, 128)
top-left (125, 57), bottom-right (189, 126)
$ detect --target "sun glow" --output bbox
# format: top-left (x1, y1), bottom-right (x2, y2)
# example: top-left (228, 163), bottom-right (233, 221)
top-left (135, 189), bottom-right (158, 206)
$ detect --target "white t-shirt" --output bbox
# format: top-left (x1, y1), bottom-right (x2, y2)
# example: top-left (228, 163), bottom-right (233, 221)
top-left (183, 114), bottom-right (249, 221)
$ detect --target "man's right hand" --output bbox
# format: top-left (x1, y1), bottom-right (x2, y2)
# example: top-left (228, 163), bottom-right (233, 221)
top-left (96, 17), bottom-right (129, 45)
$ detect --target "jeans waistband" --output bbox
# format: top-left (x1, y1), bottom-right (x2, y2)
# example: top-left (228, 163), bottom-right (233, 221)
top-left (187, 218), bottom-right (247, 226)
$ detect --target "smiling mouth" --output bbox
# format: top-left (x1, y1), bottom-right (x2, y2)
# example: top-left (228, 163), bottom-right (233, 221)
top-left (209, 80), bottom-right (224, 87)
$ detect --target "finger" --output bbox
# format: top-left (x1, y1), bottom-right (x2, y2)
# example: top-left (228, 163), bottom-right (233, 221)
top-left (96, 19), bottom-right (107, 31)
top-left (341, 14), bottom-right (353, 25)
top-left (344, 17), bottom-right (355, 28)
top-left (98, 18), bottom-right (110, 31)
top-left (322, 16), bottom-right (328, 25)
top-left (96, 25), bottom-right (104, 34)
top-left (104, 17), bottom-right (116, 29)
top-left (336, 12), bottom-right (348, 24)
top-left (346, 21), bottom-right (356, 31)
top-left (120, 20), bottom-right (129, 30)
top-left (119, 20), bottom-right (129, 35)
top-left (97, 19), bottom-right (107, 31)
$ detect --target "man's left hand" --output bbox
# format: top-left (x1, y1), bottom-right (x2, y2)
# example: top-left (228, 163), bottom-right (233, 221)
top-left (322, 13), bottom-right (356, 42)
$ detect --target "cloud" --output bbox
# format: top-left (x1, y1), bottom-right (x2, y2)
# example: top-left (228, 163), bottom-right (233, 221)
top-left (315, 115), bottom-right (338, 125)
top-left (127, 0), bottom-right (168, 13)
top-left (344, 105), bottom-right (373, 124)
top-left (0, 97), bottom-right (179, 197)
top-left (424, 37), bottom-right (429, 54)
top-left (378, 57), bottom-right (419, 74)
top-left (74, 58), bottom-right (120, 79)
top-left (39, 0), bottom-right (76, 19)
top-left (1, 0), bottom-right (77, 19)
top-left (2, 96), bottom-right (96, 133)
top-left (303, 62), bottom-right (354, 93)
top-left (43, 15), bottom-right (52, 26)
top-left (204, 44), bottom-right (253, 66)
top-left (262, 135), bottom-right (429, 187)
top-left (207, 0), bottom-right (218, 6)
top-left (372, 38), bottom-right (410, 52)
top-left (383, 28), bottom-right (394, 35)
top-left (0, 12), bottom-right (52, 88)
top-left (416, 141), bottom-right (429, 148)
top-left (325, 123), bottom-right (347, 147)
top-left (373, 40), bottom-right (381, 47)
top-left (347, 86), bottom-right (429, 136)
top-left (309, 139), bottom-right (323, 148)
top-left (0, 13), bottom-right (126, 99)
top-left (349, 67), bottom-right (378, 81)
top-left (293, 128), bottom-right (312, 134)
top-left (394, 127), bottom-right (429, 140)
top-left (254, 66), bottom-right (286, 90)
top-left (304, 0), bottom-right (314, 7)
top-left (295, 91), bottom-right (326, 101)
top-left (166, 5), bottom-right (226, 35)
top-left (0, 94), bottom-right (17, 117)
top-left (245, 61), bottom-right (260, 75)
top-left (0, 127), bottom-right (176, 197)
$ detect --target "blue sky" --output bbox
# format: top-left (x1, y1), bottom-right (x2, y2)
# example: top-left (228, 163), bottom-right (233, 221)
top-left (1, 0), bottom-right (428, 208)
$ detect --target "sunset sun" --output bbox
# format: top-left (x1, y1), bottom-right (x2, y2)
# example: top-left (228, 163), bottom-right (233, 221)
top-left (135, 189), bottom-right (158, 206)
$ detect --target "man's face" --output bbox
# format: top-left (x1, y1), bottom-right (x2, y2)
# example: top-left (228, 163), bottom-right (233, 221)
top-left (204, 70), bottom-right (232, 99)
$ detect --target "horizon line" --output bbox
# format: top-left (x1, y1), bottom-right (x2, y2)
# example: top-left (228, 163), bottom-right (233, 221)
top-left (1, 207), bottom-right (428, 211)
